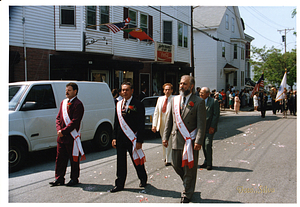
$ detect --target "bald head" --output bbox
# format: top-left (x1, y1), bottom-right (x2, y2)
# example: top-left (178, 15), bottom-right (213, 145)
top-left (200, 87), bottom-right (210, 99)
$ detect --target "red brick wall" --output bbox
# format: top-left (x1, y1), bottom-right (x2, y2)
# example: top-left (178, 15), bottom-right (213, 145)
top-left (9, 46), bottom-right (55, 82)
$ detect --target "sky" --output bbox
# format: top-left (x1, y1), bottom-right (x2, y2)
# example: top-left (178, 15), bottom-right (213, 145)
top-left (239, 6), bottom-right (297, 52)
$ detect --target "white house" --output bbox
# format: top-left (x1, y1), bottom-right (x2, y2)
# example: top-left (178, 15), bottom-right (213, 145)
top-left (9, 6), bottom-right (192, 96)
top-left (193, 6), bottom-right (254, 92)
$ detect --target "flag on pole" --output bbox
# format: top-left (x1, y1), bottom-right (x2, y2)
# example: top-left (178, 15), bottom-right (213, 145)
top-left (275, 71), bottom-right (287, 102)
top-left (123, 28), bottom-right (154, 41)
top-left (250, 73), bottom-right (264, 98)
top-left (105, 17), bottom-right (131, 33)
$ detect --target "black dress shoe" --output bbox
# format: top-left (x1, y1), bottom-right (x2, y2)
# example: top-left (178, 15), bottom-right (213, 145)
top-left (180, 197), bottom-right (190, 203)
top-left (139, 180), bottom-right (147, 187)
top-left (207, 165), bottom-right (213, 170)
top-left (165, 162), bottom-right (172, 166)
top-left (110, 186), bottom-right (124, 193)
top-left (199, 163), bottom-right (207, 168)
top-left (66, 179), bottom-right (79, 186)
top-left (49, 179), bottom-right (64, 186)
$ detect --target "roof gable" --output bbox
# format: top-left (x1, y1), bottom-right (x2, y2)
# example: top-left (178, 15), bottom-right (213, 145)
top-left (193, 6), bottom-right (227, 29)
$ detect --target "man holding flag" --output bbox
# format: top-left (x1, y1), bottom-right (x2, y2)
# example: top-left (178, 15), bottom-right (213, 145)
top-left (251, 73), bottom-right (264, 98)
top-left (275, 70), bottom-right (287, 102)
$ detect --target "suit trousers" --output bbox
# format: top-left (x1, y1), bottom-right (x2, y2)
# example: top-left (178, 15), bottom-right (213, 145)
top-left (202, 133), bottom-right (214, 166)
top-left (172, 148), bottom-right (199, 200)
top-left (115, 142), bottom-right (147, 187)
top-left (55, 141), bottom-right (80, 182)
top-left (160, 130), bottom-right (172, 163)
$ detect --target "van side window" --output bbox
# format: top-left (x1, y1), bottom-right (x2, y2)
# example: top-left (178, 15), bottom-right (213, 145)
top-left (24, 84), bottom-right (56, 110)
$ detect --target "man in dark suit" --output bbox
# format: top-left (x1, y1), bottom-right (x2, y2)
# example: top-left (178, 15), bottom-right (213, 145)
top-left (259, 91), bottom-right (267, 118)
top-left (139, 86), bottom-right (147, 101)
top-left (163, 75), bottom-right (206, 203)
top-left (50, 82), bottom-right (85, 187)
top-left (199, 87), bottom-right (220, 170)
top-left (110, 82), bottom-right (147, 193)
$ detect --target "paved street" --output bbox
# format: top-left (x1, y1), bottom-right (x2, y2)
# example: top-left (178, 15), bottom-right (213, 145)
top-left (8, 109), bottom-right (297, 203)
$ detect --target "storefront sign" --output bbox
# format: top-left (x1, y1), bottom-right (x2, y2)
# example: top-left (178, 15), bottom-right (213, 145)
top-left (155, 42), bottom-right (174, 64)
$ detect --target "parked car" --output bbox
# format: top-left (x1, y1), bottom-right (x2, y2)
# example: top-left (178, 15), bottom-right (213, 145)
top-left (9, 81), bottom-right (115, 171)
top-left (141, 96), bottom-right (159, 131)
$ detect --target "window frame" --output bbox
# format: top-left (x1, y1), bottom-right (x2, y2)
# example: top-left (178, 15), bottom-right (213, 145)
top-left (100, 6), bottom-right (109, 32)
top-left (86, 6), bottom-right (97, 30)
top-left (222, 42), bottom-right (225, 57)
top-left (128, 9), bottom-right (137, 40)
top-left (234, 44), bottom-right (237, 59)
top-left (225, 14), bottom-right (229, 30)
top-left (232, 17), bottom-right (235, 33)
top-left (140, 12), bottom-right (149, 42)
top-left (60, 6), bottom-right (76, 27)
top-left (163, 21), bottom-right (173, 45)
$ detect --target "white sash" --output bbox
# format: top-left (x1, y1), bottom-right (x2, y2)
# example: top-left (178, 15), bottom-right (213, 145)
top-left (173, 95), bottom-right (197, 169)
top-left (62, 98), bottom-right (86, 162)
top-left (117, 100), bottom-right (146, 166)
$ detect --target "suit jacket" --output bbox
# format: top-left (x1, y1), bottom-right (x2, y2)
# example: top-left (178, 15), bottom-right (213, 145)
top-left (152, 95), bottom-right (173, 132)
top-left (205, 97), bottom-right (220, 133)
top-left (162, 94), bottom-right (206, 150)
top-left (113, 97), bottom-right (145, 146)
top-left (56, 97), bottom-right (84, 144)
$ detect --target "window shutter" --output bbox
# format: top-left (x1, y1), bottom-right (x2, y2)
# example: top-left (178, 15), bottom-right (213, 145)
top-left (123, 7), bottom-right (129, 39)
top-left (148, 15), bottom-right (153, 39)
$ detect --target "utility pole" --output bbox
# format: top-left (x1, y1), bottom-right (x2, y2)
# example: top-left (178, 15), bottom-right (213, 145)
top-left (277, 28), bottom-right (294, 53)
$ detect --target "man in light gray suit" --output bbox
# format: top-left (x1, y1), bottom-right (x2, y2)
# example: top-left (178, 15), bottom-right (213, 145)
top-left (162, 75), bottom-right (206, 203)
top-left (199, 87), bottom-right (220, 170)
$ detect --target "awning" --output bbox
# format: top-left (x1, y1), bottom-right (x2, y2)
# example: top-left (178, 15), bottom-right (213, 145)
top-left (223, 63), bottom-right (238, 74)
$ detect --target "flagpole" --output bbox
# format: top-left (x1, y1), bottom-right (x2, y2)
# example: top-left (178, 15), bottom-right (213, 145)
top-left (86, 21), bottom-right (122, 28)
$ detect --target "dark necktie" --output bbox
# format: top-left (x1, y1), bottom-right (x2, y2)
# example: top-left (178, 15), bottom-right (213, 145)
top-left (181, 96), bottom-right (186, 113)
top-left (162, 97), bottom-right (168, 113)
top-left (122, 100), bottom-right (127, 116)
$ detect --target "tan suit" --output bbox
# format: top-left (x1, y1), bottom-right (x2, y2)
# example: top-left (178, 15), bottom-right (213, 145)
top-left (152, 95), bottom-right (173, 163)
top-left (163, 94), bottom-right (206, 200)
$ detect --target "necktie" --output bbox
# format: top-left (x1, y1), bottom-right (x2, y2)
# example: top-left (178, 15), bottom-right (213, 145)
top-left (181, 96), bottom-right (186, 112)
top-left (162, 97), bottom-right (168, 113)
top-left (122, 100), bottom-right (127, 116)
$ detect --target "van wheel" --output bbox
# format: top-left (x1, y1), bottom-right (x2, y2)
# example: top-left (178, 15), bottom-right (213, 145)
top-left (93, 126), bottom-right (112, 151)
top-left (9, 141), bottom-right (27, 172)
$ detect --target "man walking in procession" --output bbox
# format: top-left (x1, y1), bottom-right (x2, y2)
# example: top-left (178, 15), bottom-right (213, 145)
top-left (110, 82), bottom-right (147, 193)
top-left (199, 87), bottom-right (220, 170)
top-left (163, 75), bottom-right (206, 203)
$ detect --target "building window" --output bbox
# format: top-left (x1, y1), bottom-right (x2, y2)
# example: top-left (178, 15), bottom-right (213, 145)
top-left (140, 13), bottom-right (148, 41)
top-left (225, 14), bottom-right (229, 30)
top-left (232, 17), bottom-right (235, 33)
top-left (100, 6), bottom-right (109, 32)
top-left (241, 47), bottom-right (245, 60)
top-left (60, 6), bottom-right (75, 26)
top-left (178, 23), bottom-right (187, 47)
top-left (234, 44), bottom-right (237, 59)
top-left (234, 71), bottom-right (237, 86)
top-left (163, 21), bottom-right (172, 45)
top-left (183, 24), bottom-right (188, 48)
top-left (241, 71), bottom-right (245, 86)
top-left (222, 42), bottom-right (225, 57)
top-left (128, 9), bottom-right (137, 39)
top-left (86, 6), bottom-right (96, 29)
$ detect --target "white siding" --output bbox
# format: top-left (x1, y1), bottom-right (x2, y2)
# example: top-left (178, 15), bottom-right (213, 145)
top-left (55, 6), bottom-right (83, 51)
top-left (9, 6), bottom-right (55, 50)
top-left (194, 30), bottom-right (218, 89)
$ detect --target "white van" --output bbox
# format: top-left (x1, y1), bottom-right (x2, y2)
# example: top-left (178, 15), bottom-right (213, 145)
top-left (9, 81), bottom-right (115, 171)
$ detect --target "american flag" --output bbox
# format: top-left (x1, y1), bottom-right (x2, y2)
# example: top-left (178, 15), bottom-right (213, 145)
top-left (105, 18), bottom-right (131, 33)
top-left (251, 73), bottom-right (264, 98)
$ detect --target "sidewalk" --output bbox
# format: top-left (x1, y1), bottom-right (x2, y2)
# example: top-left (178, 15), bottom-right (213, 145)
top-left (220, 106), bottom-right (254, 115)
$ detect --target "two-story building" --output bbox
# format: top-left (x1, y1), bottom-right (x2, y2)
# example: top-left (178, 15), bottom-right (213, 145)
top-left (193, 6), bottom-right (254, 92)
top-left (9, 6), bottom-right (192, 97)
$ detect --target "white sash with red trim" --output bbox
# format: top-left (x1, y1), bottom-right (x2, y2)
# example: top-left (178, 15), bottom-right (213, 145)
top-left (117, 100), bottom-right (146, 166)
top-left (173, 95), bottom-right (197, 169)
top-left (62, 98), bottom-right (86, 162)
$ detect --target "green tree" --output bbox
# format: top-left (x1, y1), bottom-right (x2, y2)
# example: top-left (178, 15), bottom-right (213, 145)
top-left (250, 46), bottom-right (296, 87)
